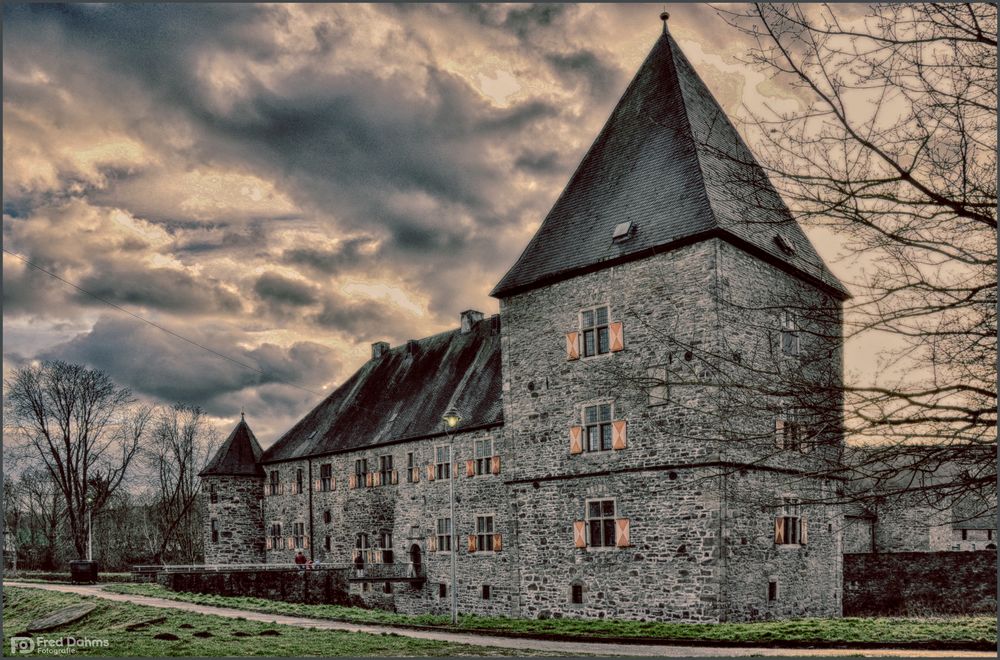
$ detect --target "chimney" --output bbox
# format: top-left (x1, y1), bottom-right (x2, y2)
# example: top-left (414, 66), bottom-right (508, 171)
top-left (371, 341), bottom-right (390, 360)
top-left (460, 309), bottom-right (485, 334)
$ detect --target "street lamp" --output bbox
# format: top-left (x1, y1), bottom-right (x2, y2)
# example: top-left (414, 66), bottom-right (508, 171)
top-left (86, 494), bottom-right (94, 562)
top-left (442, 408), bottom-right (462, 625)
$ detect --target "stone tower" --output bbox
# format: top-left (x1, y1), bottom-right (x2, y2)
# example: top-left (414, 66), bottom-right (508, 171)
top-left (491, 23), bottom-right (848, 621)
top-left (200, 414), bottom-right (266, 564)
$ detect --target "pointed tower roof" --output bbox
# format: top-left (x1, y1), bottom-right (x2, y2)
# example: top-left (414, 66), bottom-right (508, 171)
top-left (199, 414), bottom-right (265, 477)
top-left (491, 27), bottom-right (848, 299)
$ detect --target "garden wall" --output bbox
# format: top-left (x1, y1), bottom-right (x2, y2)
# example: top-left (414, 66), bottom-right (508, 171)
top-left (844, 550), bottom-right (996, 616)
top-left (156, 568), bottom-right (355, 606)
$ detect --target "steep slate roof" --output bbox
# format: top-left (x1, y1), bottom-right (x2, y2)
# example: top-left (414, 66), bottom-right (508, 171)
top-left (492, 29), bottom-right (848, 299)
top-left (199, 416), bottom-right (265, 477)
top-left (262, 316), bottom-right (502, 464)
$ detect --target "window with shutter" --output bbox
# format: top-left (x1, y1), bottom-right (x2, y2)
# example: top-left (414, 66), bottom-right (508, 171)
top-left (320, 463), bottom-right (333, 491)
top-left (580, 306), bottom-right (611, 357)
top-left (474, 438), bottom-right (495, 475)
top-left (774, 498), bottom-right (803, 545)
top-left (491, 455), bottom-right (501, 474)
top-left (475, 515), bottom-right (495, 552)
top-left (583, 404), bottom-right (614, 452)
top-left (436, 517), bottom-right (452, 552)
top-left (586, 499), bottom-right (617, 548)
top-left (434, 445), bottom-right (451, 480)
top-left (609, 321), bottom-right (624, 352)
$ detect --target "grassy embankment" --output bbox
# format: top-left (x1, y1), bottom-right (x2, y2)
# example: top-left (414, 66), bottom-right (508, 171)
top-left (104, 583), bottom-right (996, 648)
top-left (2, 587), bottom-right (547, 657)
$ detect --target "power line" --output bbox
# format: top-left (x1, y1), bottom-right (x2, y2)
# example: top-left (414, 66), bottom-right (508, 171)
top-left (3, 248), bottom-right (324, 398)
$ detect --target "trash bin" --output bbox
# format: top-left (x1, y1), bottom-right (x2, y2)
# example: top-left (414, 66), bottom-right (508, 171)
top-left (69, 560), bottom-right (99, 584)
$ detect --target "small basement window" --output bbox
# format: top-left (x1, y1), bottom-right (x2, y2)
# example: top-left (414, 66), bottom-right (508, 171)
top-left (482, 585), bottom-right (491, 600)
top-left (768, 580), bottom-right (778, 601)
top-left (571, 584), bottom-right (584, 604)
top-left (439, 583), bottom-right (448, 599)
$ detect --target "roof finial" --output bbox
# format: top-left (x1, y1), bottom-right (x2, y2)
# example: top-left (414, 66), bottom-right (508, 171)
top-left (660, 9), bottom-right (670, 34)
top-left (241, 407), bottom-right (245, 421)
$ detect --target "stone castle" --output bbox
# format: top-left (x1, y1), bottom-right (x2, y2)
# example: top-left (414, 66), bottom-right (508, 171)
top-left (200, 24), bottom-right (850, 622)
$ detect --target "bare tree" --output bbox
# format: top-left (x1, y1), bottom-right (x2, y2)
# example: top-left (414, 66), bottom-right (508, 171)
top-left (4, 361), bottom-right (151, 559)
top-left (705, 3), bottom-right (996, 505)
top-left (145, 403), bottom-right (218, 563)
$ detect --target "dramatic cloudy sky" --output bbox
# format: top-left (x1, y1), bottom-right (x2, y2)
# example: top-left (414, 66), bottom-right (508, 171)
top-left (3, 3), bottom-right (862, 443)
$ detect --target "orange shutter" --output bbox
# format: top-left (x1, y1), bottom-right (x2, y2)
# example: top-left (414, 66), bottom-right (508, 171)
top-left (492, 533), bottom-right (502, 552)
top-left (314, 479), bottom-right (321, 492)
top-left (279, 483), bottom-right (285, 495)
top-left (412, 467), bottom-right (420, 483)
top-left (774, 517), bottom-right (785, 544)
top-left (775, 419), bottom-right (785, 449)
top-left (263, 484), bottom-right (269, 498)
top-left (468, 535), bottom-right (477, 553)
top-left (610, 321), bottom-right (624, 352)
top-left (365, 472), bottom-right (373, 488)
top-left (800, 518), bottom-right (808, 545)
top-left (615, 519), bottom-right (630, 547)
top-left (466, 459), bottom-right (475, 477)
top-left (331, 476), bottom-right (336, 490)
top-left (375, 471), bottom-right (382, 487)
top-left (349, 474), bottom-right (357, 490)
top-left (428, 535), bottom-right (437, 552)
top-left (566, 332), bottom-right (580, 360)
top-left (453, 462), bottom-right (459, 479)
top-left (612, 420), bottom-right (627, 450)
top-left (286, 537), bottom-right (293, 550)
top-left (266, 537), bottom-right (272, 550)
top-left (569, 426), bottom-right (583, 454)
top-left (304, 537), bottom-right (310, 549)
top-left (573, 521), bottom-right (587, 548)
top-left (427, 464), bottom-right (435, 481)
top-left (391, 469), bottom-right (398, 485)
top-left (491, 455), bottom-right (501, 475)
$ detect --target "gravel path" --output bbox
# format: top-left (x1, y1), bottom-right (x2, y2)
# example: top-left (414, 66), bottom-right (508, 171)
top-left (4, 581), bottom-right (994, 658)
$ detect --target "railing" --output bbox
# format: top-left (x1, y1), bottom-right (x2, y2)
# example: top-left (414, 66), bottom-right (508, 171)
top-left (347, 562), bottom-right (423, 580)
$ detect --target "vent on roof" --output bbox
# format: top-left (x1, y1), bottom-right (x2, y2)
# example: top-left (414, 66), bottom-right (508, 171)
top-left (460, 310), bottom-right (484, 334)
top-left (612, 221), bottom-right (634, 242)
top-left (774, 234), bottom-right (796, 255)
top-left (371, 341), bottom-right (390, 361)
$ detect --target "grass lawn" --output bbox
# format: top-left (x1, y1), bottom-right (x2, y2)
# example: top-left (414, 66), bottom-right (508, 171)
top-left (2, 587), bottom-right (547, 657)
top-left (104, 583), bottom-right (996, 648)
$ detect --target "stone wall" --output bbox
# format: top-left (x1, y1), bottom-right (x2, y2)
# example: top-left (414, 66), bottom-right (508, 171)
top-left (157, 568), bottom-right (351, 605)
top-left (844, 551), bottom-right (997, 616)
top-left (204, 475), bottom-right (265, 564)
top-left (261, 424), bottom-right (517, 618)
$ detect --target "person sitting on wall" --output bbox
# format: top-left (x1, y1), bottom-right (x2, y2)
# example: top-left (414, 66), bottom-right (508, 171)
top-left (294, 550), bottom-right (307, 570)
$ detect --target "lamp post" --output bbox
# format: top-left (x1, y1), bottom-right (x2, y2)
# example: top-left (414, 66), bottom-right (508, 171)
top-left (442, 408), bottom-right (462, 625)
top-left (86, 494), bottom-right (94, 562)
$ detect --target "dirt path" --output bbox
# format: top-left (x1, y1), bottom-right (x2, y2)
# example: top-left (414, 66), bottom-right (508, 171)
top-left (4, 581), bottom-right (995, 658)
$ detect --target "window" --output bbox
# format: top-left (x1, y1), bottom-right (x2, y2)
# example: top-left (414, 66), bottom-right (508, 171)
top-left (355, 458), bottom-right (368, 478)
top-left (296, 468), bottom-right (304, 495)
top-left (476, 515), bottom-right (495, 552)
top-left (209, 484), bottom-right (218, 504)
top-left (584, 404), bottom-right (613, 452)
top-left (379, 455), bottom-right (393, 485)
top-left (379, 530), bottom-right (393, 563)
top-left (482, 585), bottom-right (491, 600)
top-left (780, 311), bottom-right (799, 356)
top-left (646, 365), bottom-right (669, 406)
top-left (768, 580), bottom-right (778, 601)
top-left (269, 522), bottom-right (282, 550)
top-left (587, 499), bottom-right (616, 548)
top-left (324, 536), bottom-right (331, 551)
top-left (775, 499), bottom-right (803, 545)
top-left (383, 581), bottom-right (393, 594)
top-left (323, 510), bottom-right (332, 524)
top-left (435, 445), bottom-right (451, 480)
top-left (293, 522), bottom-right (305, 548)
top-left (571, 584), bottom-right (584, 604)
top-left (474, 438), bottom-right (494, 475)
top-left (407, 452), bottom-right (416, 482)
top-left (962, 529), bottom-right (968, 540)
top-left (269, 470), bottom-right (279, 495)
top-left (355, 532), bottom-right (369, 562)
top-left (320, 464), bottom-right (332, 491)
top-left (775, 415), bottom-right (804, 451)
top-left (581, 306), bottom-right (610, 357)
top-left (989, 530), bottom-right (993, 541)
top-left (438, 583), bottom-right (448, 599)
top-left (210, 519), bottom-right (219, 544)
top-left (436, 517), bottom-right (452, 552)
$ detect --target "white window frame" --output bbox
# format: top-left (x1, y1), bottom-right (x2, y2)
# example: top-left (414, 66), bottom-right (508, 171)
top-left (474, 438), bottom-right (494, 475)
top-left (435, 445), bottom-right (451, 480)
top-left (293, 521), bottom-right (305, 548)
top-left (475, 513), bottom-right (495, 554)
top-left (436, 516), bottom-right (452, 553)
top-left (775, 497), bottom-right (802, 546)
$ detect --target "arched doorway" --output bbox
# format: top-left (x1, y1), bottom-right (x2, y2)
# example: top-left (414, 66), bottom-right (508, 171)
top-left (409, 543), bottom-right (422, 577)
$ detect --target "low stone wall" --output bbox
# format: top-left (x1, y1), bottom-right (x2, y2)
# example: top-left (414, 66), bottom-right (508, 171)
top-left (157, 568), bottom-right (354, 606)
top-left (844, 551), bottom-right (996, 616)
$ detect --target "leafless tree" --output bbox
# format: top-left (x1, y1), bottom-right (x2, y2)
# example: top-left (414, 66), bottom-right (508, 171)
top-left (705, 3), bottom-right (997, 509)
top-left (145, 403), bottom-right (219, 563)
top-left (4, 361), bottom-right (151, 559)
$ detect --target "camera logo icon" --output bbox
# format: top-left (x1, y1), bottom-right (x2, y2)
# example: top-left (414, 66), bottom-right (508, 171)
top-left (10, 637), bottom-right (35, 654)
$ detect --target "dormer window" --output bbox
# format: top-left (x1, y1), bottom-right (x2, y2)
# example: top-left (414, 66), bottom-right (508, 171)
top-left (774, 234), bottom-right (796, 255)
top-left (612, 221), bottom-right (634, 242)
